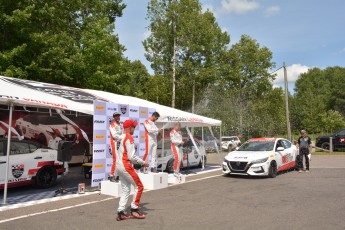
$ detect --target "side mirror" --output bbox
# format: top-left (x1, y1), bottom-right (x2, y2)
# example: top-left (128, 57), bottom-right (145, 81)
top-left (277, 147), bottom-right (284, 151)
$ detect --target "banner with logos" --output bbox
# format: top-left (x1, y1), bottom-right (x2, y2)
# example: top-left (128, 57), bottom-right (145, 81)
top-left (91, 100), bottom-right (154, 187)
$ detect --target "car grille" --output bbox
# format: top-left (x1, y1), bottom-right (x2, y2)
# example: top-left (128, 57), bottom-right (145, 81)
top-left (229, 161), bottom-right (248, 171)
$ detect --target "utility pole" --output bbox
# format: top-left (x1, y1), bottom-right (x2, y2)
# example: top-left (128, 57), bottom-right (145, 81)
top-left (283, 62), bottom-right (292, 141)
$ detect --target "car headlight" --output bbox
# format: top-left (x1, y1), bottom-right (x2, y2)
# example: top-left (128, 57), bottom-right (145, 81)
top-left (251, 157), bottom-right (269, 164)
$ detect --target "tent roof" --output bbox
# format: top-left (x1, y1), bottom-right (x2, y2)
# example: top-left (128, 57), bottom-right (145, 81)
top-left (0, 75), bottom-right (221, 127)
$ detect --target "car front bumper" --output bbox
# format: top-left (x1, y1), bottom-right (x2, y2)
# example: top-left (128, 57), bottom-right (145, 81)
top-left (222, 160), bottom-right (270, 176)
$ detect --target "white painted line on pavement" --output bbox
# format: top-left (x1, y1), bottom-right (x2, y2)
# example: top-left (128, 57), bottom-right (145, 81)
top-left (0, 191), bottom-right (100, 212)
top-left (170, 173), bottom-right (223, 187)
top-left (0, 197), bottom-right (115, 224)
top-left (185, 167), bottom-right (221, 177)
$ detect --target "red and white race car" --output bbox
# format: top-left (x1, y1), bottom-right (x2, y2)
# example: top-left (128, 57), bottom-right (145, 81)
top-left (0, 138), bottom-right (67, 189)
top-left (222, 138), bottom-right (297, 178)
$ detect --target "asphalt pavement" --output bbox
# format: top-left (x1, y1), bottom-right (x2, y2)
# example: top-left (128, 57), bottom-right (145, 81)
top-left (1, 154), bottom-right (345, 230)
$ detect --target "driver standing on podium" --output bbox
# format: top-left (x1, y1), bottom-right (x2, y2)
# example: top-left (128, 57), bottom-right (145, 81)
top-left (109, 112), bottom-right (122, 182)
top-left (170, 122), bottom-right (184, 177)
top-left (143, 112), bottom-right (162, 173)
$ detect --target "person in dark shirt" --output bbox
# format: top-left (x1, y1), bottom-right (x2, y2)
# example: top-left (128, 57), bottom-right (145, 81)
top-left (296, 130), bottom-right (312, 172)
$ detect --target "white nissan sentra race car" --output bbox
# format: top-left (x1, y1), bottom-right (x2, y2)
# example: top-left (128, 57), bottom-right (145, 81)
top-left (222, 138), bottom-right (297, 178)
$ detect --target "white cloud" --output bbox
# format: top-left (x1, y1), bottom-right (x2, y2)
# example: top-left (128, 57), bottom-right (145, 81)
top-left (221, 0), bottom-right (260, 15)
top-left (264, 6), bottom-right (280, 17)
top-left (273, 64), bottom-right (309, 84)
top-left (334, 47), bottom-right (345, 55)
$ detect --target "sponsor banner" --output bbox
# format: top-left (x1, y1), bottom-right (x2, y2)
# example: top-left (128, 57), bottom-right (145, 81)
top-left (119, 104), bottom-right (129, 116)
top-left (106, 130), bottom-right (111, 145)
top-left (93, 131), bottom-right (106, 145)
top-left (139, 107), bottom-right (148, 118)
top-left (92, 100), bottom-right (154, 187)
top-left (106, 144), bottom-right (112, 158)
top-left (139, 132), bottom-right (146, 144)
top-left (93, 144), bottom-right (106, 159)
top-left (93, 115), bottom-right (106, 130)
top-left (129, 105), bottom-right (139, 118)
top-left (106, 103), bottom-right (119, 117)
top-left (148, 108), bottom-right (155, 117)
top-left (94, 101), bottom-right (106, 115)
top-left (139, 118), bottom-right (146, 132)
top-left (91, 173), bottom-right (105, 187)
top-left (105, 158), bottom-right (113, 174)
top-left (132, 130), bottom-right (140, 144)
top-left (139, 143), bottom-right (146, 158)
top-left (92, 159), bottom-right (106, 174)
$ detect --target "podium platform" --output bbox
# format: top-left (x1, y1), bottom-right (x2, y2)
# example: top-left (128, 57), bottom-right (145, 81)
top-left (168, 174), bottom-right (186, 184)
top-left (100, 180), bottom-right (134, 197)
top-left (138, 172), bottom-right (168, 190)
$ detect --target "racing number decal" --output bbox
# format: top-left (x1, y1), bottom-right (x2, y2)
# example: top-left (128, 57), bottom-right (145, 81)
top-left (284, 153), bottom-right (293, 164)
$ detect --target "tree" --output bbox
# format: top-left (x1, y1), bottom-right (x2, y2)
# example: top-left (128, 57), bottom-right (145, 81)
top-left (218, 35), bottom-right (275, 133)
top-left (0, 0), bottom-right (131, 94)
top-left (292, 66), bottom-right (345, 133)
top-left (144, 0), bottom-right (229, 108)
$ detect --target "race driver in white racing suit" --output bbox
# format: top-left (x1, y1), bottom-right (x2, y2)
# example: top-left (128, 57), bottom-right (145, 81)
top-left (116, 120), bottom-right (149, 221)
top-left (170, 122), bottom-right (184, 177)
top-left (143, 111), bottom-right (162, 173)
top-left (109, 112), bottom-right (122, 182)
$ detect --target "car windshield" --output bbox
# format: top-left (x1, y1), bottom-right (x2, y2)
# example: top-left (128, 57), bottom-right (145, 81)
top-left (237, 141), bottom-right (274, 151)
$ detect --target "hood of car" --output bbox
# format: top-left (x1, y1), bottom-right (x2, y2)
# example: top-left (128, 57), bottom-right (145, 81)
top-left (225, 151), bottom-right (272, 162)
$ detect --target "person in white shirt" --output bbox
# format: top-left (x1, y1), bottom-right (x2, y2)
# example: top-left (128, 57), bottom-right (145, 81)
top-left (143, 112), bottom-right (162, 173)
top-left (48, 132), bottom-right (62, 150)
top-left (109, 112), bottom-right (122, 182)
top-left (170, 122), bottom-right (184, 177)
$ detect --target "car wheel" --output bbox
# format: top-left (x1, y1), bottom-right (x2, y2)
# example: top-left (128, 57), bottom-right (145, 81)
top-left (198, 156), bottom-right (207, 168)
top-left (321, 142), bottom-right (330, 151)
top-left (36, 166), bottom-right (57, 188)
top-left (268, 161), bottom-right (277, 178)
top-left (166, 159), bottom-right (174, 173)
top-left (38, 133), bottom-right (47, 146)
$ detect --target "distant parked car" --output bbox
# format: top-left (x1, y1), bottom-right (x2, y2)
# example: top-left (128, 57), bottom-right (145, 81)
top-left (157, 138), bottom-right (206, 173)
top-left (202, 136), bottom-right (221, 152)
top-left (316, 129), bottom-right (345, 151)
top-left (0, 138), bottom-right (68, 189)
top-left (221, 136), bottom-right (241, 152)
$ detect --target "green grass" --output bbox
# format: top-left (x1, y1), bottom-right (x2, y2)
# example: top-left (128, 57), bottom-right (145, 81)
top-left (313, 151), bottom-right (345, 155)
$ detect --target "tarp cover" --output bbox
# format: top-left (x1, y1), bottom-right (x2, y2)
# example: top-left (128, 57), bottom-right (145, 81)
top-left (0, 76), bottom-right (221, 128)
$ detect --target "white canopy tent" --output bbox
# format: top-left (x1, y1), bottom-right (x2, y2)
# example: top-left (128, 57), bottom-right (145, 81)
top-left (0, 75), bottom-right (221, 204)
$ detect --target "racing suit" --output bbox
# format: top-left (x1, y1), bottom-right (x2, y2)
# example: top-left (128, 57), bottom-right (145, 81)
top-left (170, 128), bottom-right (183, 173)
top-left (109, 120), bottom-right (122, 176)
top-left (143, 118), bottom-right (159, 168)
top-left (116, 132), bottom-right (145, 212)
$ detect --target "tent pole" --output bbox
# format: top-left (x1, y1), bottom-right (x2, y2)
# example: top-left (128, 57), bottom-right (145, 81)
top-left (3, 102), bottom-right (13, 205)
top-left (201, 125), bottom-right (204, 169)
top-left (161, 126), bottom-right (165, 172)
top-left (219, 125), bottom-right (222, 165)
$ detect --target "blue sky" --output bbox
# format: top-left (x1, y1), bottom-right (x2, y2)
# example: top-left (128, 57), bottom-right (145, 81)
top-left (116, 0), bottom-right (345, 92)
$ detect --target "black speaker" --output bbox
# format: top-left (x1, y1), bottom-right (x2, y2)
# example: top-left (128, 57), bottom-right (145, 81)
top-left (57, 141), bottom-right (73, 162)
